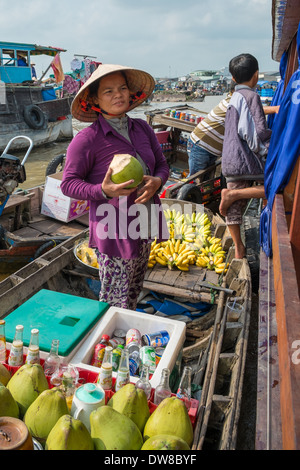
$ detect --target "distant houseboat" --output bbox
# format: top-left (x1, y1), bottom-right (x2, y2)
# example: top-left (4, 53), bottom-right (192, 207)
top-left (0, 42), bottom-right (73, 151)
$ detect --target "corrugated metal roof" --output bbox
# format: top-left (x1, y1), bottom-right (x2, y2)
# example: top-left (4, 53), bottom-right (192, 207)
top-left (272, 0), bottom-right (300, 61)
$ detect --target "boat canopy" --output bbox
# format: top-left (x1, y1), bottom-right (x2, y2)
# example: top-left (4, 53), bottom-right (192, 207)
top-left (0, 41), bottom-right (66, 84)
top-left (272, 0), bottom-right (300, 61)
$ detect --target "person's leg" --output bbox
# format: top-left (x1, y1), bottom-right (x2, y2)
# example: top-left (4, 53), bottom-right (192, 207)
top-left (225, 181), bottom-right (251, 259)
top-left (187, 138), bottom-right (217, 176)
top-left (220, 185), bottom-right (265, 216)
top-left (227, 224), bottom-right (246, 259)
top-left (96, 241), bottom-right (151, 310)
top-left (127, 240), bottom-right (151, 310)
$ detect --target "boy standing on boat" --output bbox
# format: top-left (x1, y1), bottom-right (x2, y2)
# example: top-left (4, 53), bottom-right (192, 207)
top-left (220, 53), bottom-right (271, 259)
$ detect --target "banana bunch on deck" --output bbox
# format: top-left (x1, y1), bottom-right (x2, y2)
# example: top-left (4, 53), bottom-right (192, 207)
top-left (148, 209), bottom-right (228, 275)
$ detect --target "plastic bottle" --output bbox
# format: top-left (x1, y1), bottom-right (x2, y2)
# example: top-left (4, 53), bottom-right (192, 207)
top-left (8, 325), bottom-right (24, 366)
top-left (112, 344), bottom-right (124, 372)
top-left (43, 339), bottom-right (60, 376)
top-left (176, 365), bottom-right (192, 410)
top-left (0, 320), bottom-right (6, 363)
top-left (97, 345), bottom-right (113, 390)
top-left (153, 367), bottom-right (172, 405)
top-left (115, 347), bottom-right (130, 392)
top-left (25, 329), bottom-right (40, 365)
top-left (135, 364), bottom-right (151, 400)
top-left (91, 334), bottom-right (110, 367)
top-left (129, 349), bottom-right (140, 376)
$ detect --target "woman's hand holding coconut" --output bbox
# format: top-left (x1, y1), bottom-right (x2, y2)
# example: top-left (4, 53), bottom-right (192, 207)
top-left (135, 175), bottom-right (162, 204)
top-left (102, 166), bottom-right (136, 198)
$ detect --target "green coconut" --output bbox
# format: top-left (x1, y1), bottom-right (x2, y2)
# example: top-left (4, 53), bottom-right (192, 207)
top-left (0, 363), bottom-right (11, 386)
top-left (24, 387), bottom-right (69, 445)
top-left (0, 384), bottom-right (19, 418)
top-left (143, 396), bottom-right (194, 447)
top-left (107, 383), bottom-right (150, 432)
top-left (45, 415), bottom-right (94, 450)
top-left (90, 405), bottom-right (143, 450)
top-left (110, 154), bottom-right (144, 188)
top-left (141, 434), bottom-right (190, 450)
top-left (7, 363), bottom-right (49, 417)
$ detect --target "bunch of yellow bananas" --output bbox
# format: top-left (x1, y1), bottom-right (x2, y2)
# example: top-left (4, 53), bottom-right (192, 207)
top-left (173, 223), bottom-right (197, 243)
top-left (195, 237), bottom-right (228, 274)
top-left (156, 238), bottom-right (196, 271)
top-left (148, 210), bottom-right (228, 275)
top-left (148, 239), bottom-right (162, 268)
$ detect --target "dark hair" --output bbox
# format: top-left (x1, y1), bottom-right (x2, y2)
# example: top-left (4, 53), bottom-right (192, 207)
top-left (229, 53), bottom-right (258, 84)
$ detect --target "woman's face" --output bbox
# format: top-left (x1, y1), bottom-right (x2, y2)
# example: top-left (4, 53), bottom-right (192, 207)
top-left (93, 72), bottom-right (130, 118)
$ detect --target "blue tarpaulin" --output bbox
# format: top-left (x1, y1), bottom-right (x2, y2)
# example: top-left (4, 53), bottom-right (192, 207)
top-left (260, 22), bottom-right (300, 257)
top-left (267, 50), bottom-right (288, 129)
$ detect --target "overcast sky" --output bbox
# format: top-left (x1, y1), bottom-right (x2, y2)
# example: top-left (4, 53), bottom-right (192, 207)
top-left (0, 0), bottom-right (279, 79)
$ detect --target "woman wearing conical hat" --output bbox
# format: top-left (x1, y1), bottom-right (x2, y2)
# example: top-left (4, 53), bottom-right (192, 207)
top-left (61, 64), bottom-right (170, 310)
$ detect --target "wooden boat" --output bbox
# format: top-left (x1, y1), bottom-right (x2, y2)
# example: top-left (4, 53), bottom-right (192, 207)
top-left (146, 105), bottom-right (224, 207)
top-left (0, 197), bottom-right (252, 450)
top-left (0, 41), bottom-right (73, 151)
top-left (0, 184), bottom-right (89, 272)
top-left (256, 0), bottom-right (300, 450)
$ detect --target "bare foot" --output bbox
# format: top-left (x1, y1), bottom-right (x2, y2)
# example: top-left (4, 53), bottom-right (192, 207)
top-left (219, 188), bottom-right (236, 216)
top-left (234, 243), bottom-right (246, 259)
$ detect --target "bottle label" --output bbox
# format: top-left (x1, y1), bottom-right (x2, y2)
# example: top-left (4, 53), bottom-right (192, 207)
top-left (97, 366), bottom-right (112, 390)
top-left (115, 369), bottom-right (130, 391)
top-left (26, 347), bottom-right (40, 365)
top-left (8, 344), bottom-right (23, 366)
top-left (0, 337), bottom-right (6, 362)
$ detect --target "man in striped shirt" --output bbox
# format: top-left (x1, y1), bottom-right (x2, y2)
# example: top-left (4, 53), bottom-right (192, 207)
top-left (187, 81), bottom-right (235, 176)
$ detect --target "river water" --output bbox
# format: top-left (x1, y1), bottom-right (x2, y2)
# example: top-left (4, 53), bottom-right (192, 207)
top-left (18, 94), bottom-right (225, 190)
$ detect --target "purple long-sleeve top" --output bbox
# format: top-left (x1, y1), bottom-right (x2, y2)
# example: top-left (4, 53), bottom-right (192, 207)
top-left (61, 114), bottom-right (170, 259)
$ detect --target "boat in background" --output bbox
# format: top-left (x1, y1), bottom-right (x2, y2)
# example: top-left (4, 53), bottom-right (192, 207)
top-left (0, 41), bottom-right (73, 151)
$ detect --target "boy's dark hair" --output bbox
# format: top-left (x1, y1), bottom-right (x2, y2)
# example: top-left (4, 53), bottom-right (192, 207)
top-left (229, 53), bottom-right (259, 84)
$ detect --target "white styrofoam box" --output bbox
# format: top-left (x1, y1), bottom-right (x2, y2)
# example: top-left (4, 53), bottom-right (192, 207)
top-left (70, 306), bottom-right (186, 389)
top-left (41, 172), bottom-right (89, 222)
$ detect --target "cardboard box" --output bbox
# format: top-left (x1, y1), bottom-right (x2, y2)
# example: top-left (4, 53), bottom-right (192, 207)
top-left (70, 306), bottom-right (186, 389)
top-left (41, 172), bottom-right (89, 222)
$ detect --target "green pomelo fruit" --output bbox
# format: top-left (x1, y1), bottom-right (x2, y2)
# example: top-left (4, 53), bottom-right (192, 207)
top-left (107, 383), bottom-right (150, 432)
top-left (110, 154), bottom-right (144, 188)
top-left (0, 363), bottom-right (11, 386)
top-left (141, 434), bottom-right (190, 450)
top-left (24, 387), bottom-right (69, 444)
top-left (7, 363), bottom-right (49, 417)
top-left (143, 396), bottom-right (193, 447)
top-left (90, 405), bottom-right (143, 450)
top-left (45, 415), bottom-right (94, 450)
top-left (0, 384), bottom-right (19, 418)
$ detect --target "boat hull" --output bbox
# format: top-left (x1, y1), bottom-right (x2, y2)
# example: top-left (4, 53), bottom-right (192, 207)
top-left (0, 116), bottom-right (73, 151)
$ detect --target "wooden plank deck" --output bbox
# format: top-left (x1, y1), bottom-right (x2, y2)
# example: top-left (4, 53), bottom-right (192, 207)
top-left (256, 249), bottom-right (282, 450)
top-left (143, 263), bottom-right (220, 303)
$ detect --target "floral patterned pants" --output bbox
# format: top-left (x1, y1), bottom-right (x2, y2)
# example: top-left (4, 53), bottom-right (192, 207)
top-left (95, 241), bottom-right (151, 310)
